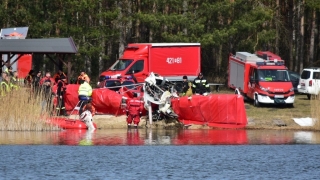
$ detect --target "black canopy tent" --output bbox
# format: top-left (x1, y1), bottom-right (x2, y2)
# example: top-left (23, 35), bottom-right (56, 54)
top-left (0, 37), bottom-right (78, 83)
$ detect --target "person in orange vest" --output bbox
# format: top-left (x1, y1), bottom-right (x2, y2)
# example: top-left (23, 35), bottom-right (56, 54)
top-left (56, 74), bottom-right (68, 116)
top-left (77, 71), bottom-right (90, 84)
top-left (126, 92), bottom-right (144, 129)
top-left (53, 69), bottom-right (67, 84)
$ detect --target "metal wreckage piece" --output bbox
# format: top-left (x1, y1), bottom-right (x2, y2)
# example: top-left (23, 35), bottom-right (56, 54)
top-left (143, 72), bottom-right (179, 120)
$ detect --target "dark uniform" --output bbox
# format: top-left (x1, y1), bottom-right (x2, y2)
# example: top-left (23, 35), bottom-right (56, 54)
top-left (181, 75), bottom-right (194, 96)
top-left (56, 75), bottom-right (67, 116)
top-left (192, 72), bottom-right (210, 95)
top-left (41, 76), bottom-right (53, 111)
top-left (24, 70), bottom-right (34, 88)
top-left (33, 71), bottom-right (42, 95)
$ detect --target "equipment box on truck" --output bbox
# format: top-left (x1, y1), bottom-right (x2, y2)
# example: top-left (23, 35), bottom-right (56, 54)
top-left (228, 51), bottom-right (295, 107)
top-left (99, 43), bottom-right (201, 86)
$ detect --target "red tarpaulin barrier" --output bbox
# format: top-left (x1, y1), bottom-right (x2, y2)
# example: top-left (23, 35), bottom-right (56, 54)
top-left (64, 84), bottom-right (81, 111)
top-left (92, 88), bottom-right (125, 116)
top-left (171, 94), bottom-right (247, 128)
top-left (17, 54), bottom-right (32, 78)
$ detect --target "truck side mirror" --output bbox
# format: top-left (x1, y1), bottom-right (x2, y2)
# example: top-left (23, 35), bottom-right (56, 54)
top-left (250, 76), bottom-right (255, 83)
top-left (125, 70), bottom-right (134, 75)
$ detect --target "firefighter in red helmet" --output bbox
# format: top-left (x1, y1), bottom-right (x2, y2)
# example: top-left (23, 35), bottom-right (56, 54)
top-left (126, 92), bottom-right (144, 129)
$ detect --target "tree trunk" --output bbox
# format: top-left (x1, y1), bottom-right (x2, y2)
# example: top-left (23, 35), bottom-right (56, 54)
top-left (294, 2), bottom-right (300, 72)
top-left (117, 1), bottom-right (125, 56)
top-left (135, 0), bottom-right (141, 42)
top-left (183, 0), bottom-right (188, 35)
top-left (299, 0), bottom-right (305, 72)
top-left (99, 1), bottom-right (105, 74)
top-left (275, 0), bottom-right (280, 54)
top-left (149, 2), bottom-right (156, 42)
top-left (308, 9), bottom-right (316, 66)
top-left (288, 0), bottom-right (294, 70)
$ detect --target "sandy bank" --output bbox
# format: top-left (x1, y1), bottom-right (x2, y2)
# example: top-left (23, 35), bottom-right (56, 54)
top-left (91, 115), bottom-right (314, 130)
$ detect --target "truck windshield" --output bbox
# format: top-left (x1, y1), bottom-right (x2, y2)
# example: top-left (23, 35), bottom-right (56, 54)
top-left (110, 59), bottom-right (133, 71)
top-left (257, 69), bottom-right (290, 82)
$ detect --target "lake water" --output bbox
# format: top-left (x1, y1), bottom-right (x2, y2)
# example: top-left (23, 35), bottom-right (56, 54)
top-left (1, 129), bottom-right (320, 179)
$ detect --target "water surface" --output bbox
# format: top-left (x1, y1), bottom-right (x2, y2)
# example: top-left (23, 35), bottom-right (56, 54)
top-left (1, 129), bottom-right (320, 179)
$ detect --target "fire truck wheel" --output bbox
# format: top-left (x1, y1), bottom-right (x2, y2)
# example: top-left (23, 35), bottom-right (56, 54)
top-left (254, 95), bottom-right (260, 107)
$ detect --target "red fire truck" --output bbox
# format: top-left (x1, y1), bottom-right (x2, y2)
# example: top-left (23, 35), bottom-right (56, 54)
top-left (99, 43), bottom-right (201, 90)
top-left (228, 51), bottom-right (295, 107)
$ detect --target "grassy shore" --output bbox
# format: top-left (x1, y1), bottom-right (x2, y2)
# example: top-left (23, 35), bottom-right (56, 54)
top-left (0, 88), bottom-right (59, 131)
top-left (0, 86), bottom-right (319, 131)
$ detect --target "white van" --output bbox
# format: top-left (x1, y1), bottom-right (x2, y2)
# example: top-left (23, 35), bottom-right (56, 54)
top-left (297, 67), bottom-right (320, 99)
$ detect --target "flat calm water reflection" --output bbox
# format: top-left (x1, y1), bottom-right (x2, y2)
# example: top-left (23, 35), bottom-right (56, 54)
top-left (1, 129), bottom-right (320, 145)
top-left (1, 129), bottom-right (320, 179)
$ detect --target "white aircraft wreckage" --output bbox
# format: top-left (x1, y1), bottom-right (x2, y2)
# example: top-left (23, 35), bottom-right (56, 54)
top-left (143, 72), bottom-right (179, 124)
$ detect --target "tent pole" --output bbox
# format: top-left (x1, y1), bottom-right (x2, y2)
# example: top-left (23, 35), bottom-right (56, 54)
top-left (148, 101), bottom-right (152, 126)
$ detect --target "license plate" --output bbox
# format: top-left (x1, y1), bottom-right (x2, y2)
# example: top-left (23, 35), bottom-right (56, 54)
top-left (275, 95), bottom-right (284, 98)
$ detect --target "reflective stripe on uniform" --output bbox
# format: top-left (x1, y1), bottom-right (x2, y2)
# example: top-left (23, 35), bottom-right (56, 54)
top-left (78, 82), bottom-right (92, 96)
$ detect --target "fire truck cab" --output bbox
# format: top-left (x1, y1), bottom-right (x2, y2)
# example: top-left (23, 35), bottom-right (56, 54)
top-left (228, 52), bottom-right (295, 107)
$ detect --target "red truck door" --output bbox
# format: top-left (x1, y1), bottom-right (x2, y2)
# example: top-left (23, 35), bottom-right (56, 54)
top-left (125, 59), bottom-right (147, 83)
top-left (247, 67), bottom-right (256, 99)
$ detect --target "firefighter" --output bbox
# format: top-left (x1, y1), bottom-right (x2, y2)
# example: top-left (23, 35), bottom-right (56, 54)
top-left (1, 72), bottom-right (10, 96)
top-left (181, 75), bottom-right (194, 97)
top-left (10, 71), bottom-right (19, 90)
top-left (77, 71), bottom-right (90, 84)
top-left (24, 70), bottom-right (34, 88)
top-left (78, 79), bottom-right (92, 115)
top-left (41, 72), bottom-right (53, 112)
top-left (4, 62), bottom-right (13, 77)
top-left (56, 75), bottom-right (68, 116)
top-left (82, 102), bottom-right (96, 116)
top-left (33, 71), bottom-right (42, 94)
top-left (79, 102), bottom-right (96, 130)
top-left (53, 69), bottom-right (66, 84)
top-left (192, 72), bottom-right (210, 95)
top-left (126, 92), bottom-right (144, 129)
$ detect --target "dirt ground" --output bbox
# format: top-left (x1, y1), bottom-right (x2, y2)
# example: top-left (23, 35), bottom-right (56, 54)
top-left (92, 114), bottom-right (314, 130)
top-left (93, 114), bottom-right (214, 130)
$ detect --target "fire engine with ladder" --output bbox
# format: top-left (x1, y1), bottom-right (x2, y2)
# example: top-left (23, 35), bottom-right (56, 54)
top-left (228, 51), bottom-right (295, 107)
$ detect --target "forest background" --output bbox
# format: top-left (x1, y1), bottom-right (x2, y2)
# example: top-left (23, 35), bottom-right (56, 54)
top-left (1, 0), bottom-right (320, 83)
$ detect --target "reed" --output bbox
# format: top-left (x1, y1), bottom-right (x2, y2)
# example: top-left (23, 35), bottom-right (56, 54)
top-left (0, 87), bottom-right (59, 131)
top-left (310, 95), bottom-right (320, 130)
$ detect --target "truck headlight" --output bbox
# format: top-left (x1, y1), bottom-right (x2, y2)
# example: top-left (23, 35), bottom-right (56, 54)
top-left (290, 87), bottom-right (294, 92)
